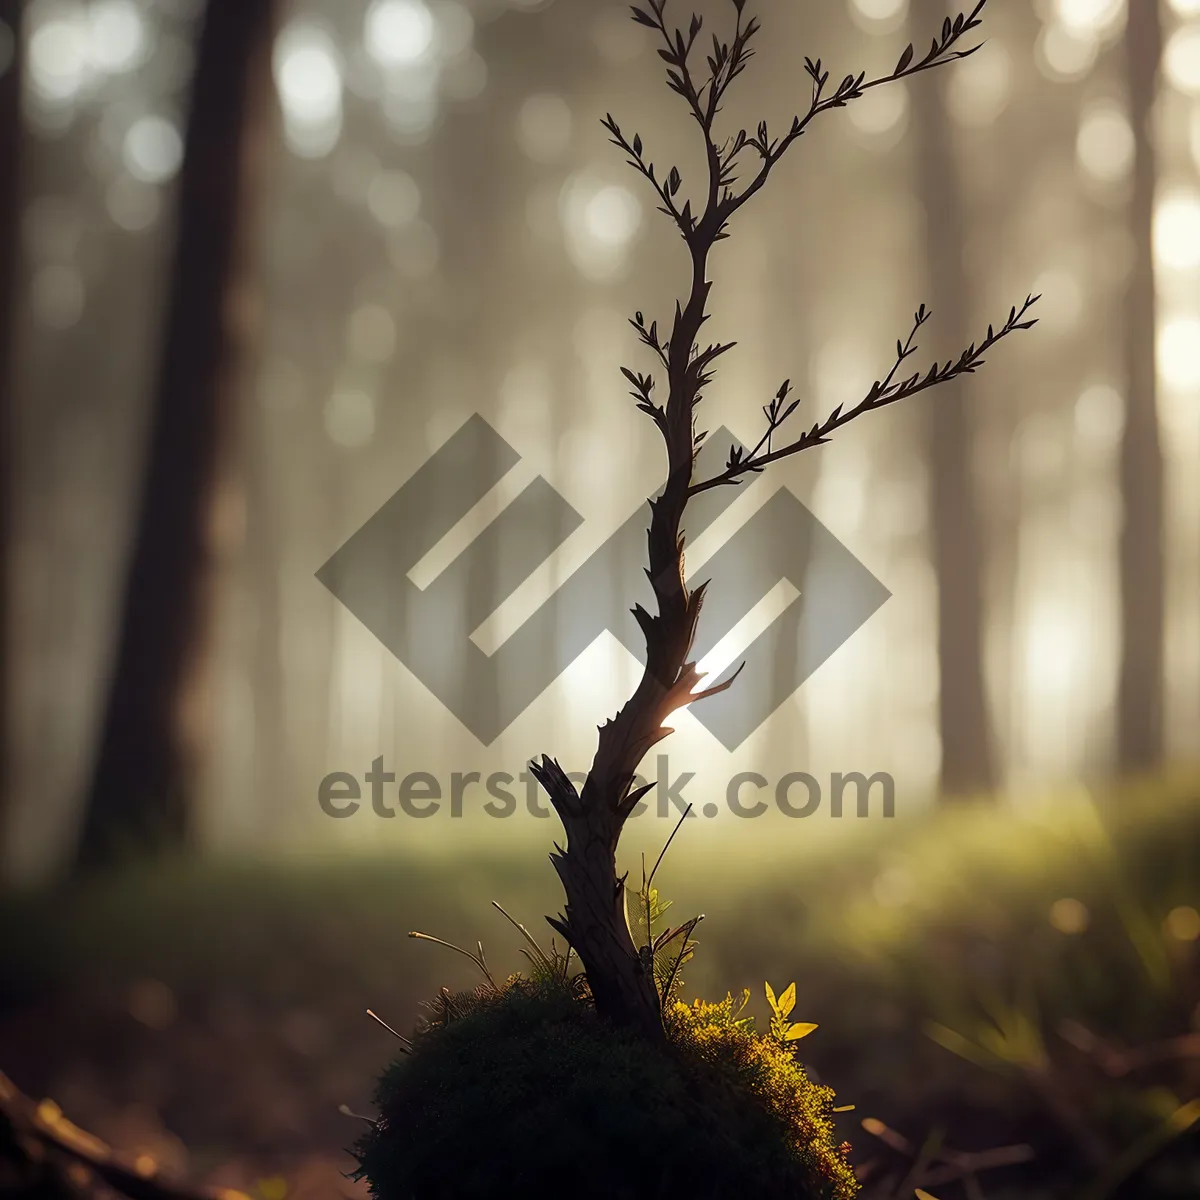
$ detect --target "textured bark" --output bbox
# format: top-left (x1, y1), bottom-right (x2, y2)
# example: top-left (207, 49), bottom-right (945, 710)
top-left (532, 247), bottom-right (721, 1043)
top-left (911, 0), bottom-right (996, 799)
top-left (1117, 0), bottom-right (1165, 773)
top-left (74, 0), bottom-right (280, 872)
top-left (0, 1), bottom-right (22, 851)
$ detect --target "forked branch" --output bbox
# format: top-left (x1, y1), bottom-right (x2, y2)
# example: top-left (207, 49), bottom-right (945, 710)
top-left (609, 0), bottom-right (1035, 503)
top-left (531, 0), bottom-right (1036, 1042)
top-left (690, 295), bottom-right (1040, 495)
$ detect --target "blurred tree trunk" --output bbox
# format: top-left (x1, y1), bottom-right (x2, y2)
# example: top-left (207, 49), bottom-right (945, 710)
top-left (910, 0), bottom-right (996, 800)
top-left (74, 0), bottom-right (280, 872)
top-left (247, 427), bottom-right (287, 846)
top-left (1117, 0), bottom-right (1164, 774)
top-left (0, 1), bottom-right (22, 854)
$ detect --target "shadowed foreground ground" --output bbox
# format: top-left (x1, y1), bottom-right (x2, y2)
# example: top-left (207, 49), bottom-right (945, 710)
top-left (1, 776), bottom-right (1198, 1198)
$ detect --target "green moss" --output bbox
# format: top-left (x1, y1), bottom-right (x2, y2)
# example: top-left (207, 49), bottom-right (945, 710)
top-left (352, 974), bottom-right (858, 1200)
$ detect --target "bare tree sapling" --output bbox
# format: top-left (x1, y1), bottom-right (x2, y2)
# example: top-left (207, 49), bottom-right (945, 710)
top-left (529, 0), bottom-right (1038, 1042)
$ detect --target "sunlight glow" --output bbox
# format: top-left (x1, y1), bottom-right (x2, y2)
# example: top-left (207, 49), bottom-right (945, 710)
top-left (122, 114), bottom-right (182, 184)
top-left (28, 8), bottom-right (89, 103)
top-left (691, 579), bottom-right (801, 695)
top-left (947, 41), bottom-right (1012, 126)
top-left (847, 83), bottom-right (907, 138)
top-left (27, 0), bottom-right (149, 104)
top-left (1154, 189), bottom-right (1200, 271)
top-left (1022, 598), bottom-right (1088, 717)
top-left (1036, 24), bottom-right (1099, 81)
top-left (559, 175), bottom-right (642, 280)
top-left (1165, 25), bottom-right (1200, 96)
top-left (1158, 317), bottom-right (1200, 389)
top-left (847, 0), bottom-right (908, 35)
top-left (583, 185), bottom-right (641, 246)
top-left (88, 0), bottom-right (146, 74)
top-left (851, 0), bottom-right (906, 18)
top-left (274, 23), bottom-right (343, 158)
top-left (365, 0), bottom-right (435, 67)
top-left (1053, 0), bottom-right (1125, 37)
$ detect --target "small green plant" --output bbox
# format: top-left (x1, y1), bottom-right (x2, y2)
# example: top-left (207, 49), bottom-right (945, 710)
top-left (629, 832), bottom-right (705, 1015)
top-left (766, 980), bottom-right (820, 1046)
top-left (353, 906), bottom-right (859, 1200)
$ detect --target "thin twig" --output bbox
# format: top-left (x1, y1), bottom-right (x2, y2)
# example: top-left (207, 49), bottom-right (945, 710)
top-left (0, 1071), bottom-right (248, 1200)
top-left (492, 900), bottom-right (555, 972)
top-left (408, 930), bottom-right (499, 990)
top-left (366, 1008), bottom-right (413, 1051)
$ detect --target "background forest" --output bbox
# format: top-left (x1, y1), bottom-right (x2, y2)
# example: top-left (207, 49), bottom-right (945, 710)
top-left (1, 0), bottom-right (1200, 1197)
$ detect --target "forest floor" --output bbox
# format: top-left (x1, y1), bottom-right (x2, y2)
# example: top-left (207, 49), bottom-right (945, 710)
top-left (1, 773), bottom-right (1198, 1199)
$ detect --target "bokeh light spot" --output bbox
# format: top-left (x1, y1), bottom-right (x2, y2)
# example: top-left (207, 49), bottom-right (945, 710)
top-left (325, 389), bottom-right (377, 449)
top-left (367, 169), bottom-right (420, 227)
top-left (88, 0), bottom-right (147, 74)
top-left (123, 115), bottom-right (183, 184)
top-left (1036, 24), bottom-right (1099, 81)
top-left (947, 40), bottom-right (1012, 126)
top-left (1154, 189), bottom-right (1200, 271)
top-left (274, 23), bottom-right (343, 158)
top-left (1076, 101), bottom-right (1134, 183)
top-left (1158, 317), bottom-right (1200, 389)
top-left (1049, 897), bottom-right (1090, 934)
top-left (848, 0), bottom-right (908, 35)
top-left (1165, 25), bottom-right (1200, 96)
top-left (1054, 0), bottom-right (1124, 37)
top-left (365, 0), bottom-right (435, 67)
top-left (1166, 906), bottom-right (1200, 940)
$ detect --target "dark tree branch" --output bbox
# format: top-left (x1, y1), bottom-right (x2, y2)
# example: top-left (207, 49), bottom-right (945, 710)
top-left (689, 294), bottom-right (1039, 495)
top-left (724, 1), bottom-right (989, 219)
top-left (535, 0), bottom-right (1036, 1043)
top-left (0, 1071), bottom-right (247, 1200)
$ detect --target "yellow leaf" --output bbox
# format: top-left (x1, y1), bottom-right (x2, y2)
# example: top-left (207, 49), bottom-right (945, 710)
top-left (256, 1177), bottom-right (288, 1200)
top-left (1170, 1099), bottom-right (1200, 1132)
top-left (785, 1022), bottom-right (818, 1040)
top-left (779, 981), bottom-right (797, 1018)
top-left (915, 1191), bottom-right (942, 1200)
top-left (765, 981), bottom-right (778, 1014)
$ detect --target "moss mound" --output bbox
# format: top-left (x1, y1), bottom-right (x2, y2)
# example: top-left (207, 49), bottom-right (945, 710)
top-left (352, 976), bottom-right (858, 1200)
